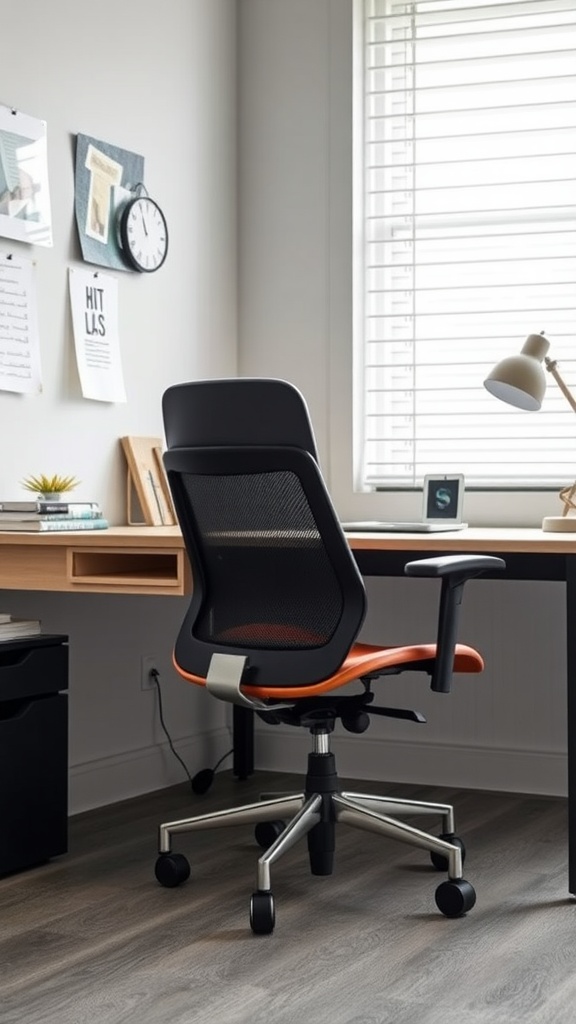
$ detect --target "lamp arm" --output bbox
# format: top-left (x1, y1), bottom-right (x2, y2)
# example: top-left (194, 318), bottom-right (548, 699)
top-left (545, 356), bottom-right (576, 522)
top-left (546, 357), bottom-right (576, 416)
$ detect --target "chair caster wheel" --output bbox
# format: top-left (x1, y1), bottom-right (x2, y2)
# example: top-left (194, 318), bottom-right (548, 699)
top-left (254, 820), bottom-right (285, 849)
top-left (250, 890), bottom-right (276, 934)
top-left (155, 852), bottom-right (191, 888)
top-left (430, 834), bottom-right (466, 872)
top-left (435, 878), bottom-right (476, 917)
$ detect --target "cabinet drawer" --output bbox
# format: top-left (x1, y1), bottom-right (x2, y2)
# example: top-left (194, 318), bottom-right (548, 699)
top-left (0, 635), bottom-right (68, 701)
top-left (0, 692), bottom-right (68, 873)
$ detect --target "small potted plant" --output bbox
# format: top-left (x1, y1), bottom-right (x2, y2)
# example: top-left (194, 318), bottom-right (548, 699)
top-left (21, 473), bottom-right (81, 502)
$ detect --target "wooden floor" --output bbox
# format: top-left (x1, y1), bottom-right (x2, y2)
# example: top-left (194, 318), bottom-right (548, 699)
top-left (1, 770), bottom-right (575, 1024)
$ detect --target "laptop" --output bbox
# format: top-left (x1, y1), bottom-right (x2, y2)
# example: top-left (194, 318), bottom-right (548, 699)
top-left (341, 474), bottom-right (468, 533)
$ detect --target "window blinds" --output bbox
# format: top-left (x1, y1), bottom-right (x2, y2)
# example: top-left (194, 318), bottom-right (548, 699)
top-left (359, 0), bottom-right (576, 489)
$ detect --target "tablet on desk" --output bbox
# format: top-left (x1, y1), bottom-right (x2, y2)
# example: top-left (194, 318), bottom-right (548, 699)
top-left (341, 474), bottom-right (468, 533)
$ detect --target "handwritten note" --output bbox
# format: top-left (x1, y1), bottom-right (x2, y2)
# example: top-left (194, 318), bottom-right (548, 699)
top-left (69, 267), bottom-right (126, 402)
top-left (0, 253), bottom-right (42, 394)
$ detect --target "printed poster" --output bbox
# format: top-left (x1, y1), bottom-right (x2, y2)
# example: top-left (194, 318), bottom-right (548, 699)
top-left (69, 267), bottom-right (126, 402)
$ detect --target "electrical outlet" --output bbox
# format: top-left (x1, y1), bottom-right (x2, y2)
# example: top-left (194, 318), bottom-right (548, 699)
top-left (141, 655), bottom-right (157, 691)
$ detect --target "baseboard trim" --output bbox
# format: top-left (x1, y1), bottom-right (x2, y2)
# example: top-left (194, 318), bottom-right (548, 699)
top-left (69, 727), bottom-right (568, 814)
top-left (68, 728), bottom-right (231, 815)
top-left (253, 728), bottom-right (568, 798)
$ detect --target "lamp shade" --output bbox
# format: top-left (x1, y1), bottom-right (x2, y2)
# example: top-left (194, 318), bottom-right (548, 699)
top-left (483, 333), bottom-right (550, 411)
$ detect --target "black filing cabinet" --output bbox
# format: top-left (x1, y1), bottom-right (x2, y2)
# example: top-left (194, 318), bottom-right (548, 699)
top-left (0, 635), bottom-right (68, 875)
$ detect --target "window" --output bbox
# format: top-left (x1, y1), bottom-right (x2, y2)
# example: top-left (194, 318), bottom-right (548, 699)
top-left (356, 0), bottom-right (576, 490)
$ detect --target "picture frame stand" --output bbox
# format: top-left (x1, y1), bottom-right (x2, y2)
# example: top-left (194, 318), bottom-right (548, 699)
top-left (120, 436), bottom-right (176, 527)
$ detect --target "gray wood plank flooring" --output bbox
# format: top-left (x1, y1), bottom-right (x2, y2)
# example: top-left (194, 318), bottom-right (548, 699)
top-left (1, 771), bottom-right (574, 1024)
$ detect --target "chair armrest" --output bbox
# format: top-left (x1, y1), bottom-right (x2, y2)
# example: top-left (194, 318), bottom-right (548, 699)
top-left (404, 554), bottom-right (506, 693)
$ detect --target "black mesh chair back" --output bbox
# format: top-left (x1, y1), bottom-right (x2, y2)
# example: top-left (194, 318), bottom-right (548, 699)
top-left (162, 380), bottom-right (367, 688)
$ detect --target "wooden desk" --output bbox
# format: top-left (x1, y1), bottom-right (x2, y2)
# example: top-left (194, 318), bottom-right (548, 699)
top-left (0, 526), bottom-right (190, 596)
top-left (1, 525), bottom-right (574, 893)
top-left (1, 523), bottom-right (570, 594)
top-left (347, 524), bottom-right (576, 559)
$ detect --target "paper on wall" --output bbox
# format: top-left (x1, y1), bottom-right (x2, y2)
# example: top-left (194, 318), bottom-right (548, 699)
top-left (0, 252), bottom-right (42, 394)
top-left (83, 143), bottom-right (123, 245)
top-left (68, 267), bottom-right (126, 402)
top-left (0, 105), bottom-right (53, 248)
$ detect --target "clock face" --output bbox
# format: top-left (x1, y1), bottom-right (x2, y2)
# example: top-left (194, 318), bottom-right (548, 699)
top-left (120, 197), bottom-right (168, 272)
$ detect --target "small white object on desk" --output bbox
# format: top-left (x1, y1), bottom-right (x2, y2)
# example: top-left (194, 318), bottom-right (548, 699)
top-left (542, 515), bottom-right (576, 533)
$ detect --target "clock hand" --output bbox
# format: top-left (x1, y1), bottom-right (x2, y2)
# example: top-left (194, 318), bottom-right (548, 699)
top-left (139, 205), bottom-right (149, 236)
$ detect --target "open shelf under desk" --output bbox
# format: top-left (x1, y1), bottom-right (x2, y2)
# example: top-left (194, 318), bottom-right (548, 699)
top-left (67, 549), bottom-right (187, 591)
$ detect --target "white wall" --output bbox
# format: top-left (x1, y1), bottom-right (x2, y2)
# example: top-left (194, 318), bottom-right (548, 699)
top-left (237, 0), bottom-right (568, 796)
top-left (1, 0), bottom-right (238, 812)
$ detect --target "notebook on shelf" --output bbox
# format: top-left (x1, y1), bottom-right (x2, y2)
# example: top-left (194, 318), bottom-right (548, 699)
top-left (341, 475), bottom-right (468, 533)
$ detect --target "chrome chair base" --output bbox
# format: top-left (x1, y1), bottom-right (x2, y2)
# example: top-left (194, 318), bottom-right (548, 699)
top-left (155, 729), bottom-right (476, 930)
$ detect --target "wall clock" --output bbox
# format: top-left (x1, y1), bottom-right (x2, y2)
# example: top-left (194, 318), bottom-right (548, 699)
top-left (118, 190), bottom-right (168, 273)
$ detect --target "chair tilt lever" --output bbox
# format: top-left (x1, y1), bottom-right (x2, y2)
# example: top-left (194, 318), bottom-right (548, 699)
top-left (369, 705), bottom-right (427, 724)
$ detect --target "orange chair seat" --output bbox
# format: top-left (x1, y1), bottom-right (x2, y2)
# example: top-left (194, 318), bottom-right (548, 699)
top-left (173, 641), bottom-right (484, 701)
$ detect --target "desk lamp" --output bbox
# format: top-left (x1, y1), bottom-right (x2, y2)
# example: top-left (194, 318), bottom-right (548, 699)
top-left (484, 332), bottom-right (576, 532)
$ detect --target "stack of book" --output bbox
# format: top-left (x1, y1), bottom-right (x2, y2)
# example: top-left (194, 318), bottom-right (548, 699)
top-left (0, 500), bottom-right (109, 532)
top-left (0, 613), bottom-right (42, 640)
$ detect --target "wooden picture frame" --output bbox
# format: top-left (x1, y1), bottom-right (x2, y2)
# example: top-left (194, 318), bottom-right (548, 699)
top-left (120, 436), bottom-right (176, 526)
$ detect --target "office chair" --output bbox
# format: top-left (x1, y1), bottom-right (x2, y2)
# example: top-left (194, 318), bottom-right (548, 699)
top-left (155, 378), bottom-right (505, 934)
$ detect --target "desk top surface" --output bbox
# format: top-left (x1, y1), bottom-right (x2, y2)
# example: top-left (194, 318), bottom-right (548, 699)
top-left (0, 524), bottom-right (575, 554)
top-left (0, 525), bottom-right (184, 548)
top-left (344, 526), bottom-right (576, 555)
